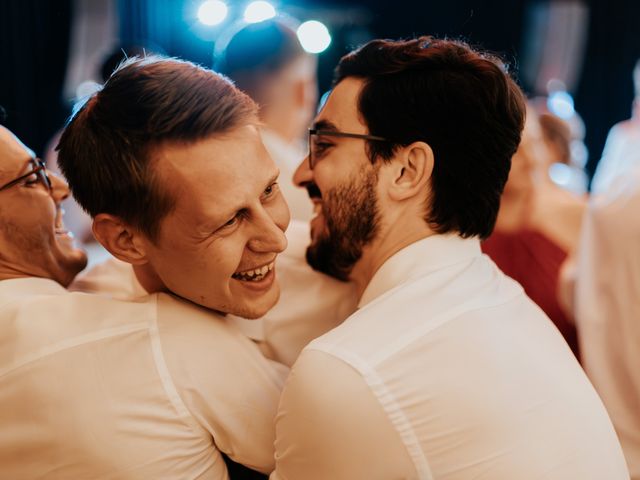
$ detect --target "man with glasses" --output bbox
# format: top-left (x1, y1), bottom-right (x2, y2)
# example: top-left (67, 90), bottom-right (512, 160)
top-left (0, 126), bottom-right (87, 286)
top-left (0, 66), bottom-right (289, 477)
top-left (271, 37), bottom-right (628, 479)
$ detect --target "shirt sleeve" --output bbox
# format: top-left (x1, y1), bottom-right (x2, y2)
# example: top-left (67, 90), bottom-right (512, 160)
top-left (270, 349), bottom-right (416, 480)
top-left (156, 294), bottom-right (289, 474)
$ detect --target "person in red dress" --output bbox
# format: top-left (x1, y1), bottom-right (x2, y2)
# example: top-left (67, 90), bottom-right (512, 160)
top-left (482, 105), bottom-right (586, 359)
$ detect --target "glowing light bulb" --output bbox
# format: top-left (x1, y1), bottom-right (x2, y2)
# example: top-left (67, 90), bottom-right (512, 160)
top-left (297, 20), bottom-right (331, 54)
top-left (198, 0), bottom-right (228, 26)
top-left (244, 1), bottom-right (276, 23)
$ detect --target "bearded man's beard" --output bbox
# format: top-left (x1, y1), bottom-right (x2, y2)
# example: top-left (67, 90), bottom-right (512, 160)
top-left (306, 167), bottom-right (380, 281)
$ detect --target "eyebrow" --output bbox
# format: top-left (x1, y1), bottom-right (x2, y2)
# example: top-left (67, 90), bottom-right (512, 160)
top-left (312, 119), bottom-right (339, 132)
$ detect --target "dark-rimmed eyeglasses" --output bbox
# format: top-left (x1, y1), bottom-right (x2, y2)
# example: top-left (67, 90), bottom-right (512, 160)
top-left (0, 158), bottom-right (52, 192)
top-left (308, 128), bottom-right (390, 169)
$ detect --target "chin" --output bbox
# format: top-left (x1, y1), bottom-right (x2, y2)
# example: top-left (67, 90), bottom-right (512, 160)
top-left (232, 285), bottom-right (281, 320)
top-left (53, 250), bottom-right (88, 287)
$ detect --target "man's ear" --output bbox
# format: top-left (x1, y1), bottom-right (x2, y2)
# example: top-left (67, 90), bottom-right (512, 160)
top-left (92, 214), bottom-right (149, 265)
top-left (387, 141), bottom-right (434, 201)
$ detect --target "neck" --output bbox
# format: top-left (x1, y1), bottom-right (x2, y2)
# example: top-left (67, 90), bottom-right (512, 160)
top-left (133, 263), bottom-right (165, 294)
top-left (0, 260), bottom-right (67, 287)
top-left (350, 218), bottom-right (434, 301)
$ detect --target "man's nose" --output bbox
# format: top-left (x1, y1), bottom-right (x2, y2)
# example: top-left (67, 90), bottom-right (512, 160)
top-left (247, 208), bottom-right (288, 254)
top-left (48, 171), bottom-right (70, 204)
top-left (293, 154), bottom-right (313, 189)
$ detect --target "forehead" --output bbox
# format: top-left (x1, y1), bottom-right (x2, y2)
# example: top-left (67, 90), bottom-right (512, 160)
top-left (316, 77), bottom-right (366, 133)
top-left (0, 127), bottom-right (35, 183)
top-left (155, 124), bottom-right (278, 217)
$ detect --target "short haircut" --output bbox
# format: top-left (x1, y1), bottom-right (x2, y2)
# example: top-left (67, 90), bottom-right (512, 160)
top-left (215, 18), bottom-right (307, 102)
top-left (57, 56), bottom-right (257, 240)
top-left (335, 37), bottom-right (526, 239)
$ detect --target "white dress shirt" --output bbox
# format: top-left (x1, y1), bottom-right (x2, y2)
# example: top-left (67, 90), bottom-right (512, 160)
top-left (72, 220), bottom-right (358, 367)
top-left (576, 168), bottom-right (640, 479)
top-left (0, 277), bottom-right (287, 479)
top-left (272, 234), bottom-right (628, 480)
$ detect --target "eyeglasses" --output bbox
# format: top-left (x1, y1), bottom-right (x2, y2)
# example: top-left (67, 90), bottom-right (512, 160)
top-left (308, 128), bottom-right (389, 169)
top-left (0, 158), bottom-right (52, 192)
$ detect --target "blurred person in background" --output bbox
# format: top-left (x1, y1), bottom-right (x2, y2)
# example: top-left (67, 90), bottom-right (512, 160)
top-left (591, 59), bottom-right (640, 195)
top-left (538, 109), bottom-right (589, 195)
top-left (482, 104), bottom-right (586, 359)
top-left (215, 18), bottom-right (317, 221)
top-left (573, 165), bottom-right (640, 479)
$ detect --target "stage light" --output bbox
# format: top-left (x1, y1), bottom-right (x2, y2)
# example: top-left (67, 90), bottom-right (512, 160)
top-left (198, 0), bottom-right (228, 26)
top-left (244, 1), bottom-right (276, 23)
top-left (548, 91), bottom-right (575, 120)
top-left (297, 20), bottom-right (331, 54)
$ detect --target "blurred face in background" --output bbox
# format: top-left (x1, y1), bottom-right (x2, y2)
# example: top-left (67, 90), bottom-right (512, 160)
top-left (504, 109), bottom-right (551, 195)
top-left (0, 127), bottom-right (87, 286)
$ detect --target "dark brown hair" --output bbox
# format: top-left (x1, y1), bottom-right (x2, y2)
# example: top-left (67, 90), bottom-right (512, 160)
top-left (57, 56), bottom-right (257, 240)
top-left (335, 37), bottom-right (526, 239)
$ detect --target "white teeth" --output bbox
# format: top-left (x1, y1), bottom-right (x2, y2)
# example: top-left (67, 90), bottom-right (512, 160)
top-left (233, 261), bottom-right (275, 281)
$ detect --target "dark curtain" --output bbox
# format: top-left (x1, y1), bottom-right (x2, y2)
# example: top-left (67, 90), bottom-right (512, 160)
top-left (0, 0), bottom-right (72, 156)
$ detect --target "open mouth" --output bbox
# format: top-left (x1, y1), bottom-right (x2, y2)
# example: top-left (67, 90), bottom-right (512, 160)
top-left (54, 208), bottom-right (68, 235)
top-left (232, 261), bottom-right (275, 282)
top-left (311, 199), bottom-right (323, 218)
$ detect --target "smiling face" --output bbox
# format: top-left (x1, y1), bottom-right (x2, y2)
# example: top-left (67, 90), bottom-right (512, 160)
top-left (139, 124), bottom-right (290, 319)
top-left (293, 77), bottom-right (382, 280)
top-left (0, 127), bottom-right (87, 286)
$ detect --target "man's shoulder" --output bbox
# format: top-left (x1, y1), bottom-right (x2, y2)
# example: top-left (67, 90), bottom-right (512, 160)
top-left (155, 293), bottom-right (287, 385)
top-left (306, 256), bottom-right (528, 363)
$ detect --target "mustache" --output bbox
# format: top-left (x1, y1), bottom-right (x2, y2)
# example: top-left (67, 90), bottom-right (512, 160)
top-left (306, 182), bottom-right (322, 199)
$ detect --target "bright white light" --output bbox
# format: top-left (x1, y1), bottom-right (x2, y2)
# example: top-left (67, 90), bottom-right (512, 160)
top-left (549, 163), bottom-right (572, 187)
top-left (75, 80), bottom-right (101, 99)
top-left (297, 20), bottom-right (331, 54)
top-left (198, 0), bottom-right (228, 26)
top-left (547, 91), bottom-right (575, 120)
top-left (244, 1), bottom-right (276, 23)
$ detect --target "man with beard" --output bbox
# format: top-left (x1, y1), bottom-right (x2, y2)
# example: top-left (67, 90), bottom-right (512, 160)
top-left (271, 37), bottom-right (628, 479)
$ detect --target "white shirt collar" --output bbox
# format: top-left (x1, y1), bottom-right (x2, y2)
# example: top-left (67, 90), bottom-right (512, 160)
top-left (357, 234), bottom-right (482, 309)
